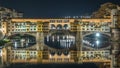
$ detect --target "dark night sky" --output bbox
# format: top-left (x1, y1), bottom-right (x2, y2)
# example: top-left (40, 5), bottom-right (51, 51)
top-left (0, 0), bottom-right (119, 18)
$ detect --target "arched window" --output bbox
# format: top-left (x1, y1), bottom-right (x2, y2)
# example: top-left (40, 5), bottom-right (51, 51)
top-left (57, 24), bottom-right (62, 30)
top-left (51, 24), bottom-right (56, 29)
top-left (63, 24), bottom-right (69, 29)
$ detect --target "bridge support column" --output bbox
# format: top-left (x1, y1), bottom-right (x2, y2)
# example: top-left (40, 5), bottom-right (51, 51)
top-left (36, 32), bottom-right (44, 50)
top-left (75, 22), bottom-right (83, 63)
top-left (111, 29), bottom-right (120, 68)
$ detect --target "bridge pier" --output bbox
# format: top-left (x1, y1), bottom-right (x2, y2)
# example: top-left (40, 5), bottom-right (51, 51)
top-left (36, 32), bottom-right (44, 50)
top-left (111, 29), bottom-right (120, 68)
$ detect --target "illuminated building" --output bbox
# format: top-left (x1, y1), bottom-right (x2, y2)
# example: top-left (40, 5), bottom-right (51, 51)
top-left (0, 7), bottom-right (120, 68)
top-left (0, 7), bottom-right (23, 28)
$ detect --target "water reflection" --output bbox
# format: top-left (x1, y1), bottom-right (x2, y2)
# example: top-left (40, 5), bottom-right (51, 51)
top-left (83, 33), bottom-right (110, 49)
top-left (9, 34), bottom-right (36, 48)
top-left (44, 33), bottom-right (75, 49)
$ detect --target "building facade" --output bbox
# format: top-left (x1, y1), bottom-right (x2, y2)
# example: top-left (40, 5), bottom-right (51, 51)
top-left (0, 7), bottom-right (23, 28)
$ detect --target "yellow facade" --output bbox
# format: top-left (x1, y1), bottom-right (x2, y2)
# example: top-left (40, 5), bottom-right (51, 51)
top-left (1, 18), bottom-right (113, 36)
top-left (37, 50), bottom-right (42, 63)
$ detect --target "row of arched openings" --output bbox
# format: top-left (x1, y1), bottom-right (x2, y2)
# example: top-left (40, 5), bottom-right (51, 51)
top-left (49, 50), bottom-right (69, 56)
top-left (51, 24), bottom-right (69, 29)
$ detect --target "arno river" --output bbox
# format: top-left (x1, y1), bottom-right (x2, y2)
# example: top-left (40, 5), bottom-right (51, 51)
top-left (5, 63), bottom-right (98, 68)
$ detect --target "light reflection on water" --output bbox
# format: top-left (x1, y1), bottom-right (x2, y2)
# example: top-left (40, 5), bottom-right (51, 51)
top-left (44, 34), bottom-right (75, 49)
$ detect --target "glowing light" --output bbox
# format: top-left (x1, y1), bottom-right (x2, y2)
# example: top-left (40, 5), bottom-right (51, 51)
top-left (96, 40), bottom-right (100, 45)
top-left (52, 36), bottom-right (54, 42)
top-left (67, 55), bottom-right (70, 57)
top-left (96, 33), bottom-right (100, 37)
top-left (47, 35), bottom-right (49, 42)
top-left (15, 41), bottom-right (17, 48)
top-left (49, 55), bottom-right (52, 58)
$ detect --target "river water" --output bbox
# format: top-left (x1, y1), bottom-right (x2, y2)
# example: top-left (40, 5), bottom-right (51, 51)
top-left (5, 63), bottom-right (98, 68)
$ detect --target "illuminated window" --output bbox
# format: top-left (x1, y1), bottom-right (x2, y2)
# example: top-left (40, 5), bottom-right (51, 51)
top-left (64, 58), bottom-right (69, 62)
top-left (82, 28), bottom-right (85, 30)
top-left (50, 20), bottom-right (55, 23)
top-left (57, 20), bottom-right (62, 23)
top-left (64, 20), bottom-right (69, 23)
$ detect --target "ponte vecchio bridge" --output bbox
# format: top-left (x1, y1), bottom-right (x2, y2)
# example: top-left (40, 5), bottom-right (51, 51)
top-left (1, 9), bottom-right (120, 68)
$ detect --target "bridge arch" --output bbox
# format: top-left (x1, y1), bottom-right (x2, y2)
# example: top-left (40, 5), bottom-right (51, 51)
top-left (82, 32), bottom-right (111, 49)
top-left (8, 33), bottom-right (36, 48)
top-left (9, 33), bottom-right (37, 38)
top-left (82, 32), bottom-right (111, 38)
top-left (44, 30), bottom-right (75, 49)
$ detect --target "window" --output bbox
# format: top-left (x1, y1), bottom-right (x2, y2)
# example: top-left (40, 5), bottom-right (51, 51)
top-left (17, 29), bottom-right (19, 31)
top-left (50, 20), bottom-right (55, 23)
top-left (57, 58), bottom-right (62, 62)
top-left (82, 52), bottom-right (84, 54)
top-left (50, 58), bottom-right (55, 62)
top-left (82, 28), bottom-right (85, 30)
top-left (64, 20), bottom-right (69, 23)
top-left (64, 58), bottom-right (69, 62)
top-left (57, 20), bottom-right (62, 23)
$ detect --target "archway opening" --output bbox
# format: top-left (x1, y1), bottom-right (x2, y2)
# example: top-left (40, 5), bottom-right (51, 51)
top-left (44, 31), bottom-right (75, 49)
top-left (63, 24), bottom-right (69, 30)
top-left (51, 24), bottom-right (56, 29)
top-left (83, 33), bottom-right (110, 50)
top-left (8, 34), bottom-right (36, 48)
top-left (57, 24), bottom-right (62, 30)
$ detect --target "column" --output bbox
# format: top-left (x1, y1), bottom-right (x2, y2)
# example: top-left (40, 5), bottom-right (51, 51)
top-left (76, 24), bottom-right (82, 63)
top-left (36, 32), bottom-right (44, 50)
top-left (111, 29), bottom-right (120, 68)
